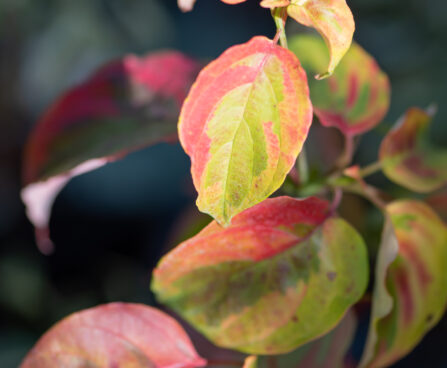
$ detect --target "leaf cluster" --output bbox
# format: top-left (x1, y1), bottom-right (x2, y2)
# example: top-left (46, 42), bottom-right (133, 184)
top-left (20, 1), bottom-right (447, 368)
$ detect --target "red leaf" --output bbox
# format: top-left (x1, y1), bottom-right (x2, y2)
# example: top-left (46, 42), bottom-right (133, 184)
top-left (21, 303), bottom-right (206, 368)
top-left (21, 52), bottom-right (200, 252)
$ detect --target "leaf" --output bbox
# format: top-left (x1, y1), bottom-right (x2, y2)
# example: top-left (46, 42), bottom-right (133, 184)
top-left (20, 302), bottom-right (206, 368)
top-left (290, 34), bottom-right (390, 136)
top-left (257, 311), bottom-right (357, 368)
top-left (21, 51), bottom-right (200, 253)
top-left (359, 217), bottom-right (399, 368)
top-left (379, 107), bottom-right (447, 193)
top-left (360, 201), bottom-right (447, 368)
top-left (286, 0), bottom-right (355, 79)
top-left (152, 196), bottom-right (368, 354)
top-left (179, 36), bottom-right (313, 225)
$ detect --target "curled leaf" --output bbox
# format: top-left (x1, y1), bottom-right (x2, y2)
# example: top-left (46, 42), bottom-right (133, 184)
top-left (361, 201), bottom-right (447, 368)
top-left (287, 0), bottom-right (355, 79)
top-left (21, 302), bottom-right (206, 368)
top-left (379, 107), bottom-right (447, 193)
top-left (179, 36), bottom-right (313, 225)
top-left (21, 51), bottom-right (200, 252)
top-left (152, 196), bottom-right (368, 354)
top-left (290, 34), bottom-right (390, 136)
top-left (359, 217), bottom-right (399, 368)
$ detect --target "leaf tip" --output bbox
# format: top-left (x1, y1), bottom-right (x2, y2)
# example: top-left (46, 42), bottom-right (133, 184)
top-left (315, 71), bottom-right (332, 80)
top-left (35, 227), bottom-right (55, 255)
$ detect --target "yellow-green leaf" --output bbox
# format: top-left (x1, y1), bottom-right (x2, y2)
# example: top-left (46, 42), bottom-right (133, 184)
top-left (287, 0), bottom-right (355, 79)
top-left (179, 36), bottom-right (313, 225)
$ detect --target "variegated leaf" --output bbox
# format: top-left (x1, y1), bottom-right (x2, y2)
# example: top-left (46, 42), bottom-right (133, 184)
top-left (21, 303), bottom-right (206, 368)
top-left (360, 201), bottom-right (447, 368)
top-left (379, 107), bottom-right (447, 193)
top-left (290, 34), bottom-right (390, 136)
top-left (152, 196), bottom-right (368, 354)
top-left (287, 0), bottom-right (355, 79)
top-left (179, 36), bottom-right (312, 225)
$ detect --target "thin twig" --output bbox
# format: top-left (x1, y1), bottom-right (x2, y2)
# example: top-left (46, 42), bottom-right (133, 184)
top-left (359, 160), bottom-right (383, 178)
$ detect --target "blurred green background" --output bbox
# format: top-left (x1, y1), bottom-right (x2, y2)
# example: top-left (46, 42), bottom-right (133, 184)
top-left (0, 0), bottom-right (446, 367)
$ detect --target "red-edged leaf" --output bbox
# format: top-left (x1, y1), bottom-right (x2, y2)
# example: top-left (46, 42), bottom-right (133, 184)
top-left (21, 303), bottom-right (206, 368)
top-left (286, 0), bottom-right (355, 79)
top-left (21, 51), bottom-right (200, 252)
top-left (379, 107), bottom-right (447, 193)
top-left (179, 36), bottom-right (312, 225)
top-left (290, 34), bottom-right (390, 136)
top-left (152, 196), bottom-right (368, 354)
top-left (360, 201), bottom-right (447, 368)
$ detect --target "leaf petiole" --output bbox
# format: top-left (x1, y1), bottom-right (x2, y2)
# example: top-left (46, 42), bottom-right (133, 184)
top-left (272, 8), bottom-right (288, 48)
top-left (358, 161), bottom-right (383, 178)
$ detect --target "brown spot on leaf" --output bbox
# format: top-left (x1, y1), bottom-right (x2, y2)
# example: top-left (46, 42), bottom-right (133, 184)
top-left (327, 271), bottom-right (337, 281)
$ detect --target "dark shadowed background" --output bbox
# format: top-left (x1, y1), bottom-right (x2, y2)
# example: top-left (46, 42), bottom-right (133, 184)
top-left (1, 0), bottom-right (446, 366)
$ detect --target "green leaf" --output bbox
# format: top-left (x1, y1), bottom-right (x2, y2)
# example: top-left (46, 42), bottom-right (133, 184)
top-left (290, 34), bottom-right (390, 136)
top-left (360, 200), bottom-right (447, 368)
top-left (152, 196), bottom-right (368, 354)
top-left (21, 52), bottom-right (200, 252)
top-left (20, 303), bottom-right (206, 368)
top-left (379, 107), bottom-right (447, 193)
top-left (179, 36), bottom-right (313, 225)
